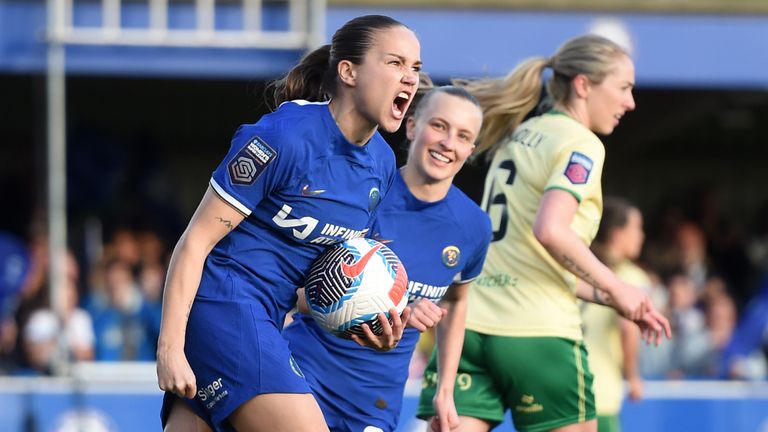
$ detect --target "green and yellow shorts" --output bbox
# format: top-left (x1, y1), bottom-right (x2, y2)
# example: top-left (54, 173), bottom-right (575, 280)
top-left (417, 330), bottom-right (595, 432)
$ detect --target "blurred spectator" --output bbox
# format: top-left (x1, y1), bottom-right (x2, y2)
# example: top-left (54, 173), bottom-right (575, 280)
top-left (9, 235), bottom-right (82, 373)
top-left (674, 222), bottom-right (710, 297)
top-left (87, 259), bottom-right (154, 361)
top-left (0, 232), bottom-right (31, 373)
top-left (719, 276), bottom-right (768, 380)
top-left (23, 276), bottom-right (94, 374)
top-left (638, 268), bottom-right (673, 379)
top-left (666, 272), bottom-right (711, 378)
top-left (136, 230), bottom-right (167, 268)
top-left (703, 282), bottom-right (737, 376)
top-left (137, 262), bottom-right (164, 357)
top-left (105, 228), bottom-right (141, 269)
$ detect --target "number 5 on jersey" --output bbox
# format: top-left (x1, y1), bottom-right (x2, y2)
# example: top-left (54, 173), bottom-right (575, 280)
top-left (272, 204), bottom-right (319, 240)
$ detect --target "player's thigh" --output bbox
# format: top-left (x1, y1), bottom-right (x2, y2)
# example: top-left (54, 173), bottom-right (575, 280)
top-left (551, 418), bottom-right (597, 432)
top-left (485, 336), bottom-right (595, 432)
top-left (164, 397), bottom-right (214, 432)
top-left (454, 416), bottom-right (494, 432)
top-left (417, 330), bottom-right (505, 426)
top-left (228, 392), bottom-right (329, 432)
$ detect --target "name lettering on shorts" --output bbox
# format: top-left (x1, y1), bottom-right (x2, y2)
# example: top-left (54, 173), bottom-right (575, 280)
top-left (197, 378), bottom-right (229, 409)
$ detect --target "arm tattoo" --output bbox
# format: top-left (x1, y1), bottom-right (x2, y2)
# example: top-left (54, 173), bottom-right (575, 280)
top-left (562, 254), bottom-right (612, 305)
top-left (593, 286), bottom-right (612, 306)
top-left (561, 254), bottom-right (601, 289)
top-left (215, 216), bottom-right (234, 231)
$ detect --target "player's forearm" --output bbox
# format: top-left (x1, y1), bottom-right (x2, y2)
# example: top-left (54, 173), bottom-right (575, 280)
top-left (435, 285), bottom-right (468, 394)
top-left (575, 280), bottom-right (610, 306)
top-left (158, 187), bottom-right (245, 352)
top-left (535, 223), bottom-right (621, 300)
top-left (157, 235), bottom-right (211, 351)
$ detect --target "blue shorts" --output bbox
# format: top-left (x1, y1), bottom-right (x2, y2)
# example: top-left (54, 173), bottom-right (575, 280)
top-left (284, 314), bottom-right (414, 432)
top-left (160, 297), bottom-right (312, 431)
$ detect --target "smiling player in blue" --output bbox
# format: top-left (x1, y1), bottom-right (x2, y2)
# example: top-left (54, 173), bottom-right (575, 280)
top-left (284, 85), bottom-right (492, 432)
top-left (156, 15), bottom-right (421, 432)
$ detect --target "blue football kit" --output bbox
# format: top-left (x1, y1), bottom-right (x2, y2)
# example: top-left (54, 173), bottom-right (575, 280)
top-left (161, 100), bottom-right (397, 431)
top-left (284, 170), bottom-right (492, 431)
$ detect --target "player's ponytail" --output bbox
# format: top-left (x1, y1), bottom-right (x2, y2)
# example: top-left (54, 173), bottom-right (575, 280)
top-left (270, 44), bottom-right (332, 107)
top-left (455, 57), bottom-right (548, 159)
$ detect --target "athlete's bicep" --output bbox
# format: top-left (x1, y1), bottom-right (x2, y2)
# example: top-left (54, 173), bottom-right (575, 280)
top-left (441, 281), bottom-right (470, 303)
top-left (533, 188), bottom-right (579, 244)
top-left (184, 186), bottom-right (246, 253)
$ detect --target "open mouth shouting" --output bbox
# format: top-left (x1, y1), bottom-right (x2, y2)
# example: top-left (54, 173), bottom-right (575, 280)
top-left (392, 91), bottom-right (412, 119)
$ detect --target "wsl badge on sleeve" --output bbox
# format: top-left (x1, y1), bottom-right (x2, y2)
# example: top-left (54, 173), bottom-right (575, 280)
top-left (229, 136), bottom-right (277, 185)
top-left (564, 151), bottom-right (593, 185)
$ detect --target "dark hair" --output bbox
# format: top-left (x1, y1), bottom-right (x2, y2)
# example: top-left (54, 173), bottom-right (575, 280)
top-left (594, 196), bottom-right (635, 245)
top-left (591, 196), bottom-right (637, 266)
top-left (269, 15), bottom-right (406, 108)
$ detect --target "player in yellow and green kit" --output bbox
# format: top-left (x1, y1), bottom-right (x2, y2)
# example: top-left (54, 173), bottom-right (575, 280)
top-left (582, 197), bottom-right (649, 432)
top-left (417, 35), bottom-right (671, 432)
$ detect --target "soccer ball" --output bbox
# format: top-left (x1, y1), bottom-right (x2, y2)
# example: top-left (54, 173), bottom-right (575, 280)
top-left (304, 237), bottom-right (409, 339)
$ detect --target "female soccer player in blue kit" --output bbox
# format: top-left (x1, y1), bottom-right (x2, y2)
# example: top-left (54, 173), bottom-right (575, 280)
top-left (284, 85), bottom-right (492, 432)
top-left (155, 15), bottom-right (421, 432)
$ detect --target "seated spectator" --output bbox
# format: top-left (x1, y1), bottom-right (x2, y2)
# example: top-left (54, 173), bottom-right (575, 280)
top-left (87, 259), bottom-right (154, 361)
top-left (23, 277), bottom-right (94, 374)
top-left (667, 271), bottom-right (711, 378)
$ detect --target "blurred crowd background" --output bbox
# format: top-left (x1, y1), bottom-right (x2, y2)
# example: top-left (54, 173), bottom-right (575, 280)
top-left (2, 114), bottom-right (768, 383)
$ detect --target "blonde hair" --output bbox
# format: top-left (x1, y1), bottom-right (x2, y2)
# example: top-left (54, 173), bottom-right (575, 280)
top-left (458, 34), bottom-right (628, 158)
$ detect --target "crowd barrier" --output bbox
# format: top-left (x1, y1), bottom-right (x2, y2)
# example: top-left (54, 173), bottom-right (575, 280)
top-left (1, 363), bottom-right (767, 431)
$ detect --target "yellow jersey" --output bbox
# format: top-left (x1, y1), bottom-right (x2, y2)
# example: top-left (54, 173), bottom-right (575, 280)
top-left (466, 112), bottom-right (605, 341)
top-left (582, 261), bottom-right (651, 414)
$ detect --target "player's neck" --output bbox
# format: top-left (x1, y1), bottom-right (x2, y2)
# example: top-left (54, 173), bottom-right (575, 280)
top-left (328, 98), bottom-right (377, 146)
top-left (399, 166), bottom-right (450, 203)
top-left (553, 102), bottom-right (589, 128)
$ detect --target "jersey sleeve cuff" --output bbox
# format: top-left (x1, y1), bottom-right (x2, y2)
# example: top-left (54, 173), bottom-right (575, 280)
top-left (210, 178), bottom-right (252, 216)
top-left (544, 186), bottom-right (583, 202)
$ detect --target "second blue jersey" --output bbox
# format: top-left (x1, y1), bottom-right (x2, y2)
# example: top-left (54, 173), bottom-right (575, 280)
top-left (284, 170), bottom-right (492, 431)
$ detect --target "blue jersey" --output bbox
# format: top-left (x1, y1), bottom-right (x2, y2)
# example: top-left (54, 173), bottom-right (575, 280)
top-left (204, 100), bottom-right (396, 326)
top-left (164, 101), bottom-right (397, 431)
top-left (284, 171), bottom-right (492, 431)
